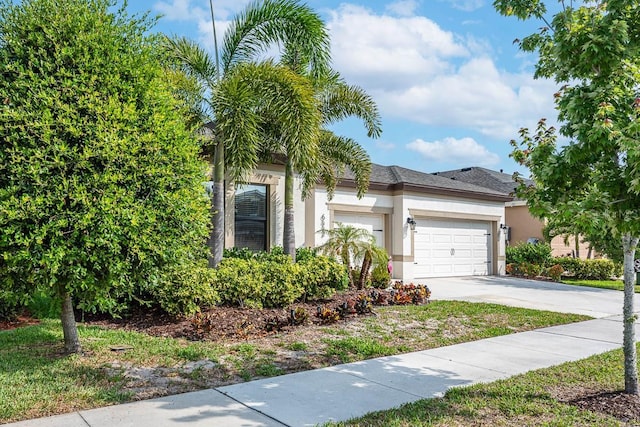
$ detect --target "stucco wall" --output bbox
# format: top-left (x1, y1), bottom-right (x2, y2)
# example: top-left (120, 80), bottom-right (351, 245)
top-left (505, 204), bottom-right (544, 244)
top-left (505, 203), bottom-right (595, 259)
top-left (313, 187), bottom-right (506, 282)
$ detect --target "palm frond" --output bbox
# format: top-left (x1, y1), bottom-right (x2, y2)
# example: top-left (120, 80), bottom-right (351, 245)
top-left (221, 0), bottom-right (330, 77)
top-left (161, 36), bottom-right (219, 90)
top-left (319, 79), bottom-right (383, 138)
top-left (317, 131), bottom-right (371, 199)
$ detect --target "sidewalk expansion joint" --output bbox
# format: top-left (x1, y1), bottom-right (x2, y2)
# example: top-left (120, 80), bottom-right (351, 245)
top-left (537, 329), bottom-right (622, 345)
top-left (78, 412), bottom-right (91, 427)
top-left (213, 388), bottom-right (290, 427)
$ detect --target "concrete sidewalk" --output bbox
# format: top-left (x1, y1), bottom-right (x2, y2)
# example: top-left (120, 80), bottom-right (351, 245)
top-left (5, 277), bottom-right (636, 427)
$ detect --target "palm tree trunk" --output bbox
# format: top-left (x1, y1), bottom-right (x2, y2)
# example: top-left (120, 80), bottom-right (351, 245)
top-left (622, 233), bottom-right (639, 394)
top-left (358, 253), bottom-right (371, 290)
top-left (209, 142), bottom-right (225, 267)
top-left (283, 160), bottom-right (296, 262)
top-left (60, 290), bottom-right (81, 354)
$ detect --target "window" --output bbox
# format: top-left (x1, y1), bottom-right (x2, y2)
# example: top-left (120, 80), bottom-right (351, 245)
top-left (234, 184), bottom-right (267, 251)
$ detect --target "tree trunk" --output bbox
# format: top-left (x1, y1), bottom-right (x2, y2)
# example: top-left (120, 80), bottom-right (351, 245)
top-left (283, 160), bottom-right (296, 262)
top-left (358, 253), bottom-right (371, 290)
top-left (60, 291), bottom-right (81, 354)
top-left (622, 233), bottom-right (639, 395)
top-left (209, 142), bottom-right (225, 268)
top-left (574, 234), bottom-right (580, 259)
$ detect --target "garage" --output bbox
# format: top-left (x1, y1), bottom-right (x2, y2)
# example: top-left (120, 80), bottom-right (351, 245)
top-left (413, 218), bottom-right (491, 278)
top-left (333, 212), bottom-right (385, 248)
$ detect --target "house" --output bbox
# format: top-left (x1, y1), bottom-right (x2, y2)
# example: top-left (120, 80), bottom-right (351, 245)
top-left (218, 163), bottom-right (511, 282)
top-left (434, 167), bottom-right (594, 259)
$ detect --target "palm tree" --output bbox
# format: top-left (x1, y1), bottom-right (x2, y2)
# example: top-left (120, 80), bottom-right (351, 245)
top-left (354, 238), bottom-right (389, 290)
top-left (318, 223), bottom-right (373, 288)
top-left (278, 70), bottom-right (383, 260)
top-left (165, 0), bottom-right (330, 267)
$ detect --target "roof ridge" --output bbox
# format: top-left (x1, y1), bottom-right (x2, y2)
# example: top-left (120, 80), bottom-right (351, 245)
top-left (388, 165), bottom-right (403, 184)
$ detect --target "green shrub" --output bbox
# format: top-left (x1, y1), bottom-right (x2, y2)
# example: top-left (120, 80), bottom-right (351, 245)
top-left (297, 256), bottom-right (349, 300)
top-left (152, 262), bottom-right (220, 316)
top-left (212, 257), bottom-right (305, 308)
top-left (27, 289), bottom-right (61, 319)
top-left (223, 247), bottom-right (255, 260)
top-left (295, 247), bottom-right (317, 262)
top-left (213, 258), bottom-right (267, 308)
top-left (0, 290), bottom-right (22, 321)
top-left (370, 263), bottom-right (391, 288)
top-left (506, 242), bottom-right (553, 266)
top-left (545, 264), bottom-right (564, 282)
top-left (553, 257), bottom-right (620, 280)
top-left (554, 257), bottom-right (581, 276)
top-left (260, 259), bottom-right (303, 308)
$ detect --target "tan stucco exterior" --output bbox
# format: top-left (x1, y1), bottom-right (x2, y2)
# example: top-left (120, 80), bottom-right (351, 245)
top-left (505, 201), bottom-right (594, 259)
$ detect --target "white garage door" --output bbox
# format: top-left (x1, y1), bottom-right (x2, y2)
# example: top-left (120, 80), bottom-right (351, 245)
top-left (333, 213), bottom-right (384, 248)
top-left (414, 218), bottom-right (491, 278)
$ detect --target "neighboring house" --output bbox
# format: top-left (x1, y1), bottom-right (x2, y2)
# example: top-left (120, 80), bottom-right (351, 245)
top-left (434, 167), bottom-right (594, 259)
top-left (217, 163), bottom-right (511, 282)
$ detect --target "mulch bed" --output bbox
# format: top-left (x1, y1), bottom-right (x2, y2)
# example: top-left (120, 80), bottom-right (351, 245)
top-left (80, 288), bottom-right (398, 341)
top-left (563, 390), bottom-right (640, 424)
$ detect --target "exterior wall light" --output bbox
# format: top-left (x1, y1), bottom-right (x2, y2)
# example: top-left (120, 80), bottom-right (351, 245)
top-left (407, 217), bottom-right (417, 231)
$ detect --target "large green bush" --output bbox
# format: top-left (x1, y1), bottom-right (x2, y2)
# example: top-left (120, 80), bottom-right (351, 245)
top-left (213, 258), bottom-right (268, 308)
top-left (506, 242), bottom-right (553, 266)
top-left (554, 257), bottom-right (622, 280)
top-left (150, 262), bottom-right (220, 316)
top-left (214, 249), bottom-right (348, 307)
top-left (297, 255), bottom-right (349, 300)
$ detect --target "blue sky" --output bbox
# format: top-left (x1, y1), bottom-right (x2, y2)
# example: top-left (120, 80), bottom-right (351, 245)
top-left (127, 0), bottom-right (562, 177)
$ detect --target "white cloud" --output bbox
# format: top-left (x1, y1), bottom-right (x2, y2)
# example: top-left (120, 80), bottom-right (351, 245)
top-left (154, 0), bottom-right (207, 21)
top-left (375, 140), bottom-right (396, 150)
top-left (327, 4), bottom-right (468, 90)
top-left (407, 137), bottom-right (500, 167)
top-left (445, 0), bottom-right (485, 12)
top-left (385, 0), bottom-right (420, 17)
top-left (325, 3), bottom-right (557, 140)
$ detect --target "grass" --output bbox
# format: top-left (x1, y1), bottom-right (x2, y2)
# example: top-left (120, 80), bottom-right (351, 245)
top-left (328, 345), bottom-right (638, 426)
top-left (562, 278), bottom-right (640, 292)
top-left (0, 302), bottom-right (591, 424)
top-left (0, 319), bottom-right (224, 423)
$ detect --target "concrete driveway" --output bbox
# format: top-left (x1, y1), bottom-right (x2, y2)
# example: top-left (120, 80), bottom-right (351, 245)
top-left (425, 276), bottom-right (632, 318)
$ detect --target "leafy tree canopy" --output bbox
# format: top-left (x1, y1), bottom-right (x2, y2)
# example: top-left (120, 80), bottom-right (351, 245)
top-left (0, 0), bottom-right (212, 326)
top-left (495, 0), bottom-right (640, 393)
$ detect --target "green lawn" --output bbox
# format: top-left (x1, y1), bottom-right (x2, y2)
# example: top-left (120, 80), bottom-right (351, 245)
top-left (0, 302), bottom-right (590, 424)
top-left (562, 278), bottom-right (640, 292)
top-left (329, 345), bottom-right (637, 426)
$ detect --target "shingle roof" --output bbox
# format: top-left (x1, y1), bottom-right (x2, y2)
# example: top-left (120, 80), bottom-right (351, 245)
top-left (340, 164), bottom-right (512, 202)
top-left (433, 166), bottom-right (533, 197)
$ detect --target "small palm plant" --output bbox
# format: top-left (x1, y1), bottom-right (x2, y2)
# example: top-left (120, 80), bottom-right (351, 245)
top-left (319, 223), bottom-right (387, 289)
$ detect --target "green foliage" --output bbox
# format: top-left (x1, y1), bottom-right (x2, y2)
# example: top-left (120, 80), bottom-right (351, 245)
top-left (212, 258), bottom-right (268, 308)
top-left (370, 262), bottom-right (391, 289)
top-left (0, 288), bottom-right (23, 321)
top-left (213, 252), bottom-right (348, 307)
top-left (295, 246), bottom-right (318, 262)
top-left (297, 255), bottom-right (349, 300)
top-left (26, 290), bottom-right (61, 320)
top-left (554, 257), bottom-right (622, 280)
top-left (223, 247), bottom-right (256, 260)
top-left (506, 243), bottom-right (553, 266)
top-left (545, 264), bottom-right (564, 282)
top-left (150, 262), bottom-right (220, 316)
top-left (212, 257), bottom-right (301, 308)
top-left (0, 0), bottom-right (211, 318)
